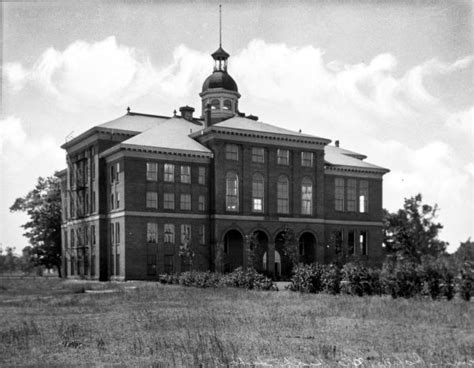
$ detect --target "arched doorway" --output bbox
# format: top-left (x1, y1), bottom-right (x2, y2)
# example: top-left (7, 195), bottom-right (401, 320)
top-left (223, 229), bottom-right (244, 272)
top-left (299, 232), bottom-right (317, 264)
top-left (250, 230), bottom-right (269, 273)
top-left (263, 250), bottom-right (281, 277)
top-left (275, 231), bottom-right (294, 279)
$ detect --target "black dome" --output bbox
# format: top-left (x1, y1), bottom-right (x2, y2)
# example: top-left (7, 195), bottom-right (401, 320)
top-left (202, 71), bottom-right (238, 93)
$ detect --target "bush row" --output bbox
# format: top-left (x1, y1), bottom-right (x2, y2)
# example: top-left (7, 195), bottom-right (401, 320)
top-left (288, 260), bottom-right (473, 300)
top-left (158, 267), bottom-right (277, 291)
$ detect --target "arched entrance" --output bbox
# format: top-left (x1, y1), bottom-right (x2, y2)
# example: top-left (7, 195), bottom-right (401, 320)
top-left (249, 230), bottom-right (269, 273)
top-left (275, 231), bottom-right (294, 279)
top-left (223, 229), bottom-right (244, 272)
top-left (263, 250), bottom-right (281, 277)
top-left (299, 232), bottom-right (317, 264)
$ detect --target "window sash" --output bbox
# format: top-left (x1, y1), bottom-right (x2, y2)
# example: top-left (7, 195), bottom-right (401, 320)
top-left (347, 179), bottom-right (357, 212)
top-left (164, 224), bottom-right (175, 244)
top-left (146, 162), bottom-right (158, 181)
top-left (164, 164), bottom-right (175, 182)
top-left (301, 181), bottom-right (312, 215)
top-left (359, 180), bottom-right (369, 213)
top-left (198, 195), bottom-right (205, 211)
top-left (180, 224), bottom-right (191, 245)
top-left (335, 178), bottom-right (345, 211)
top-left (225, 144), bottom-right (239, 160)
top-left (301, 152), bottom-right (313, 167)
top-left (226, 173), bottom-right (239, 211)
top-left (198, 167), bottom-right (206, 185)
top-left (251, 147), bottom-right (265, 163)
top-left (146, 192), bottom-right (158, 208)
top-left (277, 149), bottom-right (289, 165)
top-left (180, 166), bottom-right (191, 183)
top-left (180, 194), bottom-right (191, 210)
top-left (163, 193), bottom-right (175, 210)
top-left (147, 223), bottom-right (158, 243)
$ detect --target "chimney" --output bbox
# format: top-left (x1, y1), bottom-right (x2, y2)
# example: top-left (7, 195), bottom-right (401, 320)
top-left (179, 105), bottom-right (195, 121)
top-left (246, 114), bottom-right (259, 121)
top-left (204, 103), bottom-right (211, 128)
top-left (335, 140), bottom-right (340, 147)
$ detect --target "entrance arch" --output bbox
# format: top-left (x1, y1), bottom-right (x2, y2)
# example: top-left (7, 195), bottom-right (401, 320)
top-left (299, 232), bottom-right (317, 264)
top-left (223, 229), bottom-right (244, 272)
top-left (263, 250), bottom-right (281, 277)
top-left (274, 231), bottom-right (294, 279)
top-left (249, 230), bottom-right (269, 273)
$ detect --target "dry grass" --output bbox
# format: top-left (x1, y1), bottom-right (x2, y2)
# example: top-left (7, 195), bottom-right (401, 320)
top-left (0, 277), bottom-right (473, 367)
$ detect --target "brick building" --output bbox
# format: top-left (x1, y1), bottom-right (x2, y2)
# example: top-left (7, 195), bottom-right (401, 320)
top-left (58, 42), bottom-right (389, 281)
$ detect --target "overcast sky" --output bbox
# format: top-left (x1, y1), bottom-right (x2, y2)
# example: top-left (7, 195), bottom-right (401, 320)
top-left (1, 0), bottom-right (472, 254)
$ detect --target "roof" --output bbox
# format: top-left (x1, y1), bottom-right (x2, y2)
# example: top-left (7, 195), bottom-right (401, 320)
top-left (211, 116), bottom-right (330, 141)
top-left (97, 112), bottom-right (171, 132)
top-left (119, 117), bottom-right (211, 154)
top-left (324, 145), bottom-right (389, 173)
top-left (202, 71), bottom-right (238, 92)
top-left (211, 46), bottom-right (230, 60)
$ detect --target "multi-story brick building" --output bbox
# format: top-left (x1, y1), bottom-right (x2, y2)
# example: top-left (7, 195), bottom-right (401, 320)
top-left (58, 41), bottom-right (389, 281)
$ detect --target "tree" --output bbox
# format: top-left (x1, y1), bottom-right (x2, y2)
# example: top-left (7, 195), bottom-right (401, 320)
top-left (452, 238), bottom-right (474, 263)
top-left (383, 194), bottom-right (447, 263)
top-left (10, 176), bottom-right (62, 277)
top-left (280, 228), bottom-right (299, 267)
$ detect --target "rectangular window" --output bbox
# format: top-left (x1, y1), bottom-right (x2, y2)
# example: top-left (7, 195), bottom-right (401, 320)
top-left (164, 224), bottom-right (175, 244)
top-left (84, 226), bottom-right (89, 245)
top-left (163, 193), bottom-right (175, 210)
top-left (277, 178), bottom-right (289, 214)
top-left (180, 224), bottom-right (191, 245)
top-left (180, 194), bottom-right (191, 210)
top-left (277, 149), bottom-right (289, 165)
top-left (251, 147), bottom-right (265, 163)
top-left (110, 193), bottom-right (114, 210)
top-left (116, 192), bottom-right (120, 209)
top-left (146, 162), bottom-right (158, 181)
top-left (180, 165), bottom-right (191, 183)
top-left (347, 179), bottom-right (357, 212)
top-left (348, 230), bottom-right (355, 255)
top-left (70, 229), bottom-right (75, 248)
top-left (301, 151), bottom-right (313, 167)
top-left (91, 225), bottom-right (96, 245)
top-left (91, 191), bottom-right (96, 213)
top-left (335, 178), bottom-right (345, 211)
top-left (147, 255), bottom-right (157, 276)
top-left (115, 222), bottom-right (120, 244)
top-left (198, 195), bottom-right (205, 211)
top-left (110, 165), bottom-right (115, 184)
top-left (360, 231), bottom-right (368, 255)
top-left (164, 163), bottom-right (175, 182)
top-left (85, 192), bottom-right (89, 214)
top-left (164, 255), bottom-right (174, 274)
top-left (252, 177), bottom-right (264, 212)
top-left (198, 167), bottom-right (206, 185)
top-left (225, 144), bottom-right (239, 160)
top-left (199, 224), bottom-right (205, 245)
top-left (91, 156), bottom-right (95, 181)
top-left (359, 180), bottom-right (369, 213)
top-left (147, 222), bottom-right (158, 243)
top-left (116, 162), bottom-right (120, 182)
top-left (110, 224), bottom-right (114, 246)
top-left (301, 180), bottom-right (313, 215)
top-left (146, 191), bottom-right (158, 209)
top-left (116, 254), bottom-right (120, 276)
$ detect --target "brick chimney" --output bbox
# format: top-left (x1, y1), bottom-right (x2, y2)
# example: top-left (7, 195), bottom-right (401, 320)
top-left (179, 106), bottom-right (195, 121)
top-left (335, 140), bottom-right (340, 147)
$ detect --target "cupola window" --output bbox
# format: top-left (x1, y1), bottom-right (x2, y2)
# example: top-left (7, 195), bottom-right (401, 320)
top-left (211, 99), bottom-right (220, 110)
top-left (223, 100), bottom-right (232, 111)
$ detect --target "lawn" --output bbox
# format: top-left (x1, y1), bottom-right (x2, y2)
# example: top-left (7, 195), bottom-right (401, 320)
top-left (0, 277), bottom-right (473, 367)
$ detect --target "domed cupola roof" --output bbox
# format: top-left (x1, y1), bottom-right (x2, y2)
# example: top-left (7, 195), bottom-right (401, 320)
top-left (202, 70), bottom-right (238, 93)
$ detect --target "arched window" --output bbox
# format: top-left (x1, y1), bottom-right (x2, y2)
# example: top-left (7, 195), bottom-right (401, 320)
top-left (277, 175), bottom-right (289, 214)
top-left (211, 99), bottom-right (220, 110)
top-left (252, 173), bottom-right (264, 212)
top-left (301, 177), bottom-right (313, 215)
top-left (226, 172), bottom-right (239, 211)
top-left (223, 100), bottom-right (232, 111)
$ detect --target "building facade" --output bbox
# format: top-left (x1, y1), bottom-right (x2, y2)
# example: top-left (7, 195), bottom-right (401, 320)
top-left (58, 42), bottom-right (389, 281)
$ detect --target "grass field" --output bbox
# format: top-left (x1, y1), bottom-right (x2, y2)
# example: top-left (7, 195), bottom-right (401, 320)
top-left (0, 277), bottom-right (473, 367)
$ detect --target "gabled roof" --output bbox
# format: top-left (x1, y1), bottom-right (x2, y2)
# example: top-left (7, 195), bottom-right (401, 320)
top-left (97, 112), bottom-right (171, 133)
top-left (324, 145), bottom-right (389, 173)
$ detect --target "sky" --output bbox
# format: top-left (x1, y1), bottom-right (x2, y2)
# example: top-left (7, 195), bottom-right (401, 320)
top-left (1, 0), bottom-right (472, 254)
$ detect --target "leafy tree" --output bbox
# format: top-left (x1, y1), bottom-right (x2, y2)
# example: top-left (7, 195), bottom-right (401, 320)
top-left (452, 238), bottom-right (474, 263)
top-left (10, 176), bottom-right (62, 277)
top-left (383, 194), bottom-right (447, 263)
top-left (280, 228), bottom-right (299, 267)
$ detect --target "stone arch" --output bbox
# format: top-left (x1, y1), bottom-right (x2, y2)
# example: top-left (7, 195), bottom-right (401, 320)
top-left (298, 231), bottom-right (317, 264)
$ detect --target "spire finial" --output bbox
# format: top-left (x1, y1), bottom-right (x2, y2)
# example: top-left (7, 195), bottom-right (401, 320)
top-left (219, 4), bottom-right (222, 47)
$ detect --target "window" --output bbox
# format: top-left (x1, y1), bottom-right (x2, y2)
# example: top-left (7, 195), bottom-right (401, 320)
top-left (91, 156), bottom-right (95, 181)
top-left (116, 254), bottom-right (120, 276)
top-left (116, 163), bottom-right (120, 182)
top-left (348, 230), bottom-right (355, 255)
top-left (181, 224), bottom-right (191, 245)
top-left (146, 162), bottom-right (158, 181)
top-left (116, 192), bottom-right (120, 209)
top-left (164, 163), bottom-right (175, 182)
top-left (180, 166), bottom-right (191, 183)
top-left (164, 224), bottom-right (175, 244)
top-left (225, 144), bottom-right (239, 160)
top-left (252, 173), bottom-right (264, 212)
top-left (360, 231), bottom-right (368, 255)
top-left (277, 175), bottom-right (289, 214)
top-left (180, 194), bottom-right (191, 210)
top-left (301, 151), bottom-right (313, 167)
top-left (301, 177), bottom-right (313, 215)
top-left (163, 193), bottom-right (175, 210)
top-left (147, 223), bottom-right (158, 243)
top-left (146, 191), bottom-right (158, 209)
top-left (85, 192), bottom-right (89, 214)
top-left (110, 224), bottom-right (114, 246)
top-left (115, 222), bottom-right (120, 244)
top-left (223, 99), bottom-right (232, 110)
top-left (252, 147), bottom-right (265, 163)
top-left (277, 149), bottom-right (289, 165)
top-left (198, 167), bottom-right (206, 185)
top-left (335, 178), bottom-right (345, 211)
top-left (199, 224), bottom-right (205, 245)
top-left (70, 229), bottom-right (75, 248)
top-left (225, 172), bottom-right (239, 211)
top-left (359, 180), bottom-right (369, 213)
top-left (147, 255), bottom-right (156, 276)
top-left (91, 191), bottom-right (96, 212)
top-left (91, 225), bottom-right (96, 245)
top-left (164, 255), bottom-right (174, 274)
top-left (110, 165), bottom-right (115, 184)
top-left (347, 179), bottom-right (356, 212)
top-left (110, 193), bottom-right (114, 210)
top-left (210, 99), bottom-right (220, 110)
top-left (198, 195), bottom-right (205, 211)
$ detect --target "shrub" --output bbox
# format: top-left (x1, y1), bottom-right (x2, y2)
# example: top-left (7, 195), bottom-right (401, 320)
top-left (287, 264), bottom-right (325, 293)
top-left (419, 259), bottom-right (455, 300)
top-left (340, 262), bottom-right (380, 296)
top-left (380, 260), bottom-right (423, 298)
top-left (220, 267), bottom-right (276, 291)
top-left (457, 261), bottom-right (473, 301)
top-left (321, 264), bottom-right (341, 295)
